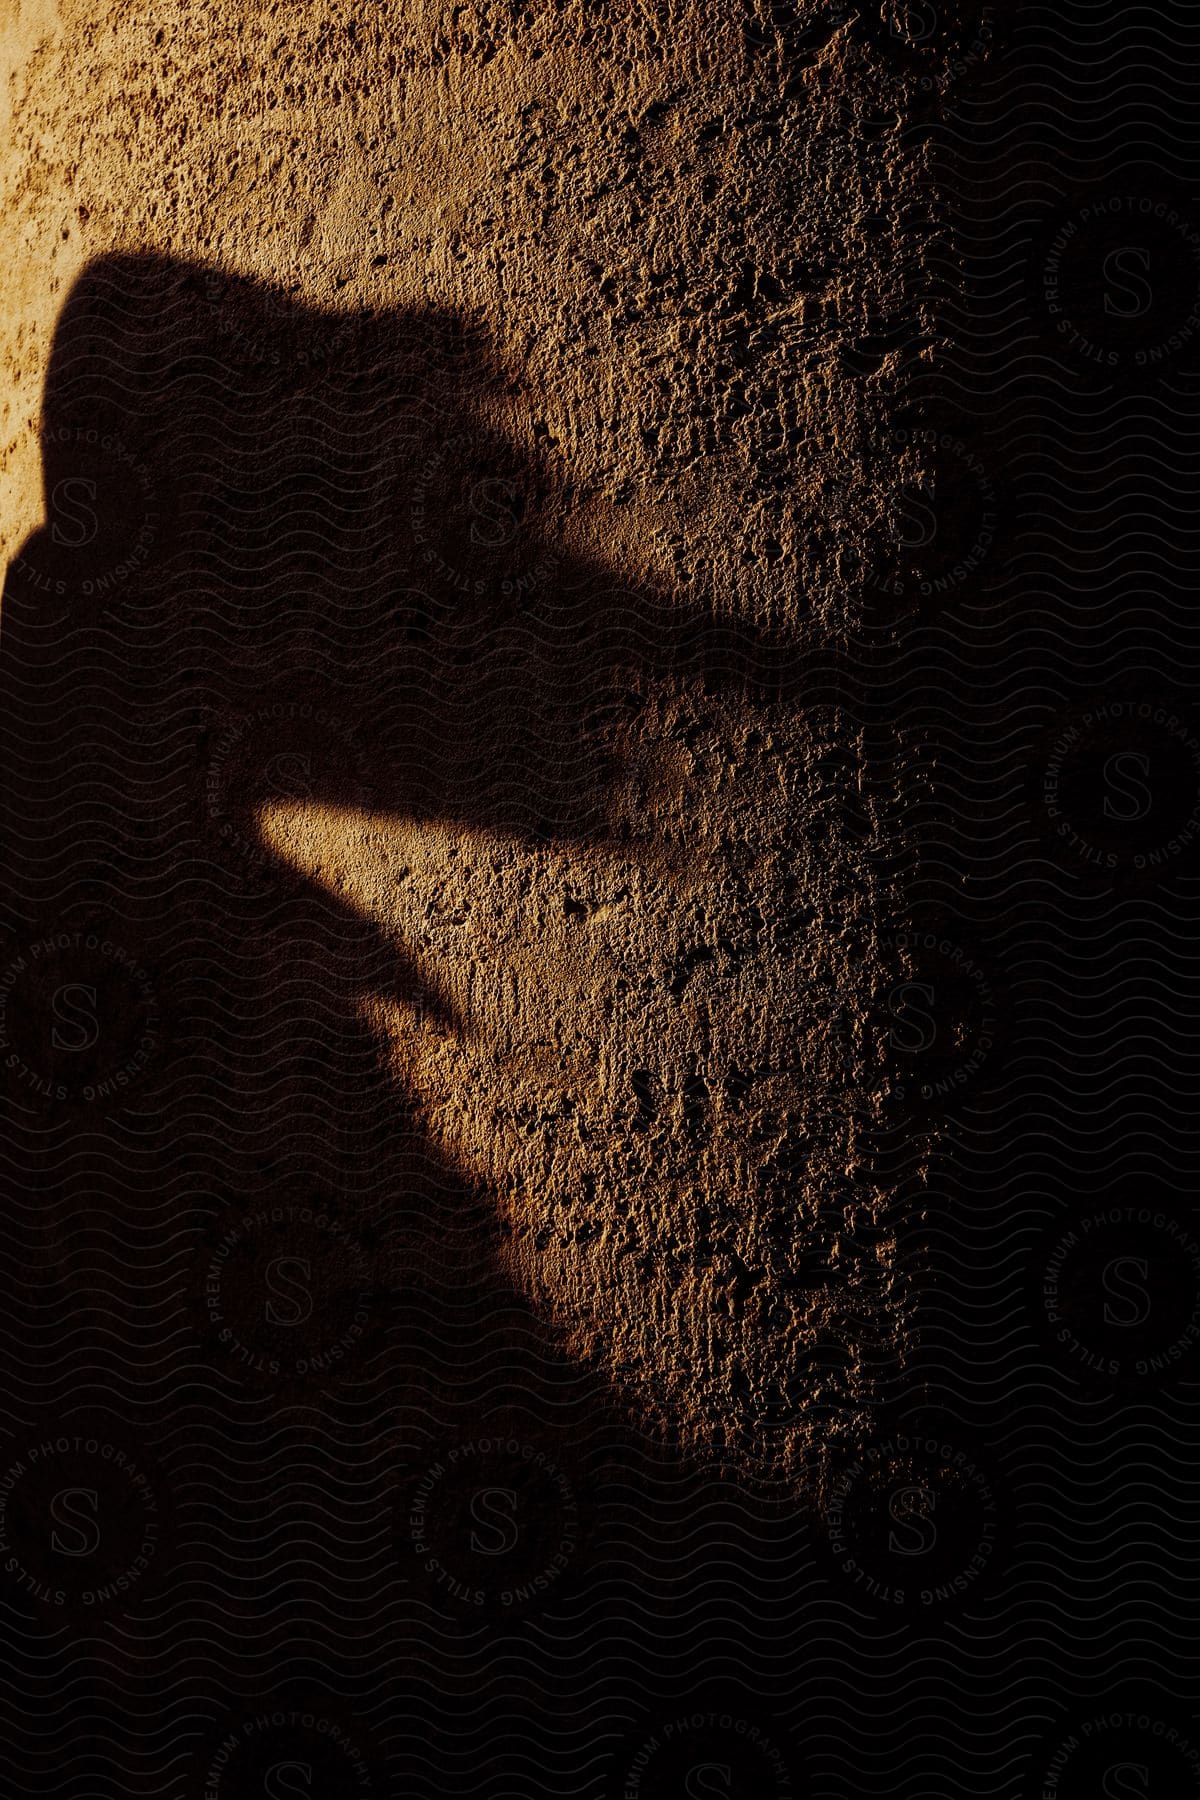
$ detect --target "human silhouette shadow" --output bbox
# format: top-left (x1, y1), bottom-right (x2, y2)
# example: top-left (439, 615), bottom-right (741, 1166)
top-left (0, 253), bottom-right (807, 1418)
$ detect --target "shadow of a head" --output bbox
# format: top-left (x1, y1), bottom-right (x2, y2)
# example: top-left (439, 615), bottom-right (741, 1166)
top-left (1, 254), bottom-right (887, 1480)
top-left (4, 252), bottom-right (802, 857)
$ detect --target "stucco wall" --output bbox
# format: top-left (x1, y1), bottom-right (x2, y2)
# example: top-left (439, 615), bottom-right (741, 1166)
top-left (1, 1), bottom-right (936, 1479)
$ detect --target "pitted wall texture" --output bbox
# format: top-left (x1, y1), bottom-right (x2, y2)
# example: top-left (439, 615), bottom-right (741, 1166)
top-left (1, 2), bottom-right (944, 1478)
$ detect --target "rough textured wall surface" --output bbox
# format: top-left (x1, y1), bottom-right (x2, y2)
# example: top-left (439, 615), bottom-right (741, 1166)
top-left (1, 1), bottom-right (951, 1483)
